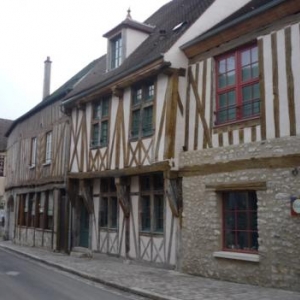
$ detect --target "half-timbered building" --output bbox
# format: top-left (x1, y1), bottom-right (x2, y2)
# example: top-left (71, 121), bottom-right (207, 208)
top-left (0, 118), bottom-right (13, 237)
top-left (179, 0), bottom-right (300, 290)
top-left (61, 0), bottom-right (250, 267)
top-left (4, 58), bottom-right (98, 251)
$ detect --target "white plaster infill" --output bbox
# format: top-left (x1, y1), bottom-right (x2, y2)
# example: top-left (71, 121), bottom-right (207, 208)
top-left (213, 251), bottom-right (260, 262)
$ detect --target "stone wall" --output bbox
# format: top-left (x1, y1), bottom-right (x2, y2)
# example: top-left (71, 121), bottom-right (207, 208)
top-left (180, 136), bottom-right (300, 291)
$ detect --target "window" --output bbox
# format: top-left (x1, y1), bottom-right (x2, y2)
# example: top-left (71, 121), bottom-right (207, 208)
top-left (99, 178), bottom-right (118, 229)
top-left (222, 191), bottom-right (258, 253)
top-left (45, 131), bottom-right (52, 164)
top-left (131, 81), bottom-right (155, 139)
top-left (30, 137), bottom-right (37, 167)
top-left (215, 44), bottom-right (260, 125)
top-left (111, 35), bottom-right (122, 69)
top-left (0, 155), bottom-right (4, 176)
top-left (18, 194), bottom-right (26, 226)
top-left (91, 96), bottom-right (110, 148)
top-left (45, 191), bottom-right (54, 230)
top-left (140, 173), bottom-right (164, 233)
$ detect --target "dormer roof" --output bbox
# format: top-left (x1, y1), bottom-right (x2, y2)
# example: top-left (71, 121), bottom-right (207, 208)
top-left (103, 17), bottom-right (155, 38)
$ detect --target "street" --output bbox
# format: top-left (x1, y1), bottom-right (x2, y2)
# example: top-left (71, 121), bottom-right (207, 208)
top-left (0, 248), bottom-right (145, 300)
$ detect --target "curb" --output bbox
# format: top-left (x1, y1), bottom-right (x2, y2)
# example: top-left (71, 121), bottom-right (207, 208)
top-left (0, 244), bottom-right (180, 300)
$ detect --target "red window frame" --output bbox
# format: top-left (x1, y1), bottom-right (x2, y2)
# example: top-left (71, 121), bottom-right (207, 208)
top-left (215, 44), bottom-right (260, 125)
top-left (222, 191), bottom-right (258, 253)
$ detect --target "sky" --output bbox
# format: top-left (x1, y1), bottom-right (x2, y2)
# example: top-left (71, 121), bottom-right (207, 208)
top-left (0, 0), bottom-right (170, 120)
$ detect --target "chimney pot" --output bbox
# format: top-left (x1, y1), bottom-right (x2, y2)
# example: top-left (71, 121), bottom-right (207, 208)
top-left (43, 56), bottom-right (52, 99)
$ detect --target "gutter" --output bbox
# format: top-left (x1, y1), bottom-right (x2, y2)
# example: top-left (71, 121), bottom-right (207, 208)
top-left (62, 54), bottom-right (166, 107)
top-left (181, 0), bottom-right (286, 50)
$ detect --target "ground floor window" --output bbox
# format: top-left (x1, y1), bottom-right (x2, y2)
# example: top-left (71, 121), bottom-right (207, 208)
top-left (99, 178), bottom-right (118, 229)
top-left (222, 191), bottom-right (258, 252)
top-left (140, 173), bottom-right (164, 234)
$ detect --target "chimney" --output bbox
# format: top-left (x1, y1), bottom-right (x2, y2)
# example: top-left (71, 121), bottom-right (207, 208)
top-left (43, 56), bottom-right (52, 99)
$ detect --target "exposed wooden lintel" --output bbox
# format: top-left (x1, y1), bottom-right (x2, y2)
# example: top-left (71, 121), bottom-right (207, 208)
top-left (206, 182), bottom-right (267, 191)
top-left (179, 154), bottom-right (300, 177)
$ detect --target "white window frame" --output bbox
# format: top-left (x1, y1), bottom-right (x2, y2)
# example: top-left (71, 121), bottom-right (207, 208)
top-left (45, 131), bottom-right (52, 164)
top-left (30, 137), bottom-right (37, 167)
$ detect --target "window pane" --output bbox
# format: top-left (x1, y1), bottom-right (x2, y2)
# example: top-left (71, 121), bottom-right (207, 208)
top-left (242, 85), bottom-right (251, 102)
top-left (251, 46), bottom-right (258, 62)
top-left (219, 94), bottom-right (227, 108)
top-left (146, 84), bottom-right (154, 101)
top-left (132, 110), bottom-right (140, 138)
top-left (153, 173), bottom-right (164, 190)
top-left (110, 197), bottom-right (118, 229)
top-left (252, 62), bottom-right (259, 78)
top-left (154, 195), bottom-right (164, 232)
top-left (241, 49), bottom-right (251, 66)
top-left (237, 212), bottom-right (247, 230)
top-left (92, 123), bottom-right (100, 146)
top-left (142, 106), bottom-right (153, 136)
top-left (227, 71), bottom-right (235, 86)
top-left (141, 176), bottom-right (151, 191)
top-left (227, 56), bottom-right (235, 71)
top-left (228, 91), bottom-right (236, 106)
top-left (101, 178), bottom-right (109, 193)
top-left (93, 102), bottom-right (101, 119)
top-left (100, 121), bottom-right (108, 146)
top-left (102, 98), bottom-right (110, 117)
top-left (100, 198), bottom-right (108, 227)
top-left (228, 108), bottom-right (236, 120)
top-left (111, 35), bottom-right (122, 69)
top-left (218, 74), bottom-right (227, 89)
top-left (242, 66), bottom-right (252, 81)
top-left (141, 196), bottom-right (151, 231)
top-left (133, 88), bottom-right (142, 105)
top-left (218, 59), bottom-right (226, 74)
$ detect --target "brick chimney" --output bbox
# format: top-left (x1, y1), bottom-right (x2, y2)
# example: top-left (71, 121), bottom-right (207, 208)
top-left (43, 56), bottom-right (52, 99)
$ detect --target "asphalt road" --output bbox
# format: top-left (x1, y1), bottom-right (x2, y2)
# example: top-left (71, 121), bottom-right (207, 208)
top-left (0, 248), bottom-right (145, 300)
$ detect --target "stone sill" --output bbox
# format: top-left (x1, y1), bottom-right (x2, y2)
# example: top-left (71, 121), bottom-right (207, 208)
top-left (213, 251), bottom-right (259, 262)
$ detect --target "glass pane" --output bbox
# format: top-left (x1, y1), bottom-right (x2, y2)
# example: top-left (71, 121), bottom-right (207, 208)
top-left (101, 178), bottom-right (109, 193)
top-left (227, 56), bottom-right (235, 71)
top-left (218, 74), bottom-right (227, 89)
top-left (228, 108), bottom-right (236, 120)
top-left (154, 195), bottom-right (164, 232)
top-left (224, 212), bottom-right (235, 229)
top-left (100, 121), bottom-right (108, 146)
top-left (242, 66), bottom-right (251, 81)
top-left (218, 110), bottom-right (227, 124)
top-left (228, 91), bottom-right (236, 105)
top-left (142, 106), bottom-right (153, 136)
top-left (219, 94), bottom-right (227, 108)
top-left (237, 231), bottom-right (249, 250)
top-left (110, 197), bottom-right (118, 229)
top-left (237, 212), bottom-right (247, 230)
top-left (141, 196), bottom-right (151, 231)
top-left (110, 178), bottom-right (117, 192)
top-left (251, 46), bottom-right (258, 62)
top-left (92, 124), bottom-right (99, 146)
top-left (141, 176), bottom-right (151, 191)
top-left (131, 110), bottom-right (140, 138)
top-left (252, 63), bottom-right (259, 78)
top-left (146, 84), bottom-right (155, 101)
top-left (227, 71), bottom-right (235, 86)
top-left (100, 198), bottom-right (108, 227)
top-left (153, 173), bottom-right (164, 190)
top-left (253, 83), bottom-right (260, 99)
top-left (250, 232), bottom-right (259, 250)
top-left (249, 212), bottom-right (258, 231)
top-left (237, 193), bottom-right (248, 210)
top-left (241, 49), bottom-right (250, 66)
top-left (242, 86), bottom-right (252, 102)
top-left (218, 59), bottom-right (226, 74)
top-left (133, 88), bottom-right (142, 105)
top-left (93, 102), bottom-right (101, 119)
top-left (102, 98), bottom-right (110, 117)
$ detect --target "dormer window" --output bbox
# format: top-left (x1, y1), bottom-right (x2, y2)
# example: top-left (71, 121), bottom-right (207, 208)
top-left (111, 34), bottom-right (122, 69)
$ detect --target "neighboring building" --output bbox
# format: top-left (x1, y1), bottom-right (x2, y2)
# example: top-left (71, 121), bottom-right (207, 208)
top-left (61, 0), bottom-right (249, 267)
top-left (179, 0), bottom-right (300, 291)
top-left (5, 58), bottom-right (98, 250)
top-left (0, 118), bottom-right (13, 236)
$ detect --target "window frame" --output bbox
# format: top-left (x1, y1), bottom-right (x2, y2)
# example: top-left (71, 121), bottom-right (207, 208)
top-left (30, 137), bottom-right (37, 167)
top-left (139, 173), bottom-right (164, 234)
top-left (91, 96), bottom-right (110, 148)
top-left (111, 34), bottom-right (122, 69)
top-left (0, 155), bottom-right (4, 177)
top-left (45, 131), bottom-right (52, 164)
top-left (215, 43), bottom-right (260, 126)
top-left (99, 178), bottom-right (118, 230)
top-left (130, 80), bottom-right (155, 140)
top-left (222, 190), bottom-right (258, 254)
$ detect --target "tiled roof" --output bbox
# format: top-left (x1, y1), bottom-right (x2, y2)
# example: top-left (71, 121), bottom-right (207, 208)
top-left (5, 57), bottom-right (100, 137)
top-left (64, 0), bottom-right (215, 103)
top-left (0, 118), bottom-right (13, 151)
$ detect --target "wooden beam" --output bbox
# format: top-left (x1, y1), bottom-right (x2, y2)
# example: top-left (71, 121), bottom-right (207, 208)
top-left (188, 67), bottom-right (212, 148)
top-left (179, 153), bottom-right (300, 177)
top-left (206, 181), bottom-right (267, 191)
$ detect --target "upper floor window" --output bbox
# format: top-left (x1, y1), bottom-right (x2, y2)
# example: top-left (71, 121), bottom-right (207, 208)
top-left (30, 137), bottom-right (37, 167)
top-left (99, 178), bottom-right (118, 229)
top-left (0, 155), bottom-right (4, 177)
top-left (91, 96), bottom-right (110, 148)
top-left (111, 35), bottom-right (122, 69)
top-left (140, 173), bottom-right (164, 234)
top-left (131, 81), bottom-right (155, 139)
top-left (215, 44), bottom-right (260, 125)
top-left (45, 131), bottom-right (52, 164)
top-left (222, 191), bottom-right (258, 253)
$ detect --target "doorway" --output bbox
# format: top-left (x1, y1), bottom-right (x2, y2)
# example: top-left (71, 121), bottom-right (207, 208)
top-left (79, 200), bottom-right (89, 248)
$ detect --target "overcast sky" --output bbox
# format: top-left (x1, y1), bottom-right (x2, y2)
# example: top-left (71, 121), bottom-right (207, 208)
top-left (0, 0), bottom-right (170, 120)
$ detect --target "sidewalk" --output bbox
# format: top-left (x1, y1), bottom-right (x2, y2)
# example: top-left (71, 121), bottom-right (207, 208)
top-left (0, 241), bottom-right (299, 300)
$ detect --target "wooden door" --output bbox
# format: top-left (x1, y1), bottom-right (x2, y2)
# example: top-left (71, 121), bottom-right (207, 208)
top-left (79, 204), bottom-right (89, 248)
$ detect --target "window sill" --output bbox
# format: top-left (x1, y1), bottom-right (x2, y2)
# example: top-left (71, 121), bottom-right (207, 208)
top-left (213, 251), bottom-right (259, 262)
top-left (42, 162), bottom-right (51, 167)
top-left (139, 231), bottom-right (164, 237)
top-left (213, 117), bottom-right (260, 134)
top-left (29, 165), bottom-right (36, 169)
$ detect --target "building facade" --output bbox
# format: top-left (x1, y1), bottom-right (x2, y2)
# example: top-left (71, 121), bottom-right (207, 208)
top-left (179, 0), bottom-right (300, 291)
